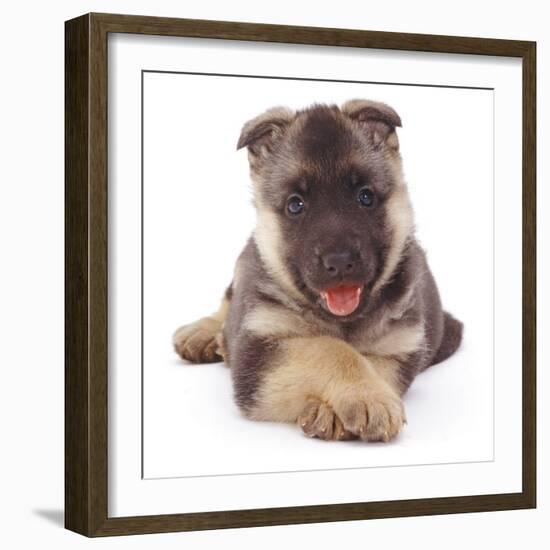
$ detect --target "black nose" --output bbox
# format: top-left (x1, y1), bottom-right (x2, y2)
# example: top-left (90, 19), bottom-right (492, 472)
top-left (322, 250), bottom-right (356, 277)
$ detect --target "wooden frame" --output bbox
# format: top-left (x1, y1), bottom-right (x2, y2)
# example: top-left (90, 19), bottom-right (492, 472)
top-left (65, 12), bottom-right (536, 537)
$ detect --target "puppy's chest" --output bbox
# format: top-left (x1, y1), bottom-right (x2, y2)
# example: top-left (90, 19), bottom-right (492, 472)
top-left (242, 300), bottom-right (424, 359)
top-left (342, 321), bottom-right (387, 352)
top-left (346, 319), bottom-right (425, 359)
top-left (306, 310), bottom-right (421, 359)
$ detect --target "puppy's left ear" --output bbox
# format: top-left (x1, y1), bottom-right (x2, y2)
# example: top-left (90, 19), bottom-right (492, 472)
top-left (342, 99), bottom-right (402, 150)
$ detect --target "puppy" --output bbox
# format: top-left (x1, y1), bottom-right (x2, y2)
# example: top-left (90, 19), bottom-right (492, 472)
top-left (173, 100), bottom-right (463, 442)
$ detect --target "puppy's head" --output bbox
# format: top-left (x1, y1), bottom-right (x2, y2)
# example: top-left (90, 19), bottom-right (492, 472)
top-left (238, 100), bottom-right (414, 321)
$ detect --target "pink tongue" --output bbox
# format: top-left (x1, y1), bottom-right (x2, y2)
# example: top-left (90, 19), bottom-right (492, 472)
top-left (322, 285), bottom-right (363, 316)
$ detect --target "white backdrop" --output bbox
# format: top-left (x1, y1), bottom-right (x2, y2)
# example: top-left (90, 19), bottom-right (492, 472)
top-left (0, 0), bottom-right (546, 549)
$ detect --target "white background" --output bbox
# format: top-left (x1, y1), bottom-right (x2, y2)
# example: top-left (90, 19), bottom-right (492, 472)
top-left (140, 69), bottom-right (496, 478)
top-left (0, 0), bottom-right (546, 548)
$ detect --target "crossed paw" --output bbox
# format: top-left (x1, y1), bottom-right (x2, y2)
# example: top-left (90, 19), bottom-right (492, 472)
top-left (297, 388), bottom-right (406, 442)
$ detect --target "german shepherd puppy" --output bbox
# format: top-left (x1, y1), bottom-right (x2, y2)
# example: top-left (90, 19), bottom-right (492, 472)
top-left (173, 100), bottom-right (463, 442)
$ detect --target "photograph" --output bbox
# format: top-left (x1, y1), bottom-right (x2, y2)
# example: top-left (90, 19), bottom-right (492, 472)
top-left (148, 74), bottom-right (493, 480)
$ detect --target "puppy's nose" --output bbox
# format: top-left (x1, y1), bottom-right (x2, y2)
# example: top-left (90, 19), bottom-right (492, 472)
top-left (322, 250), bottom-right (356, 277)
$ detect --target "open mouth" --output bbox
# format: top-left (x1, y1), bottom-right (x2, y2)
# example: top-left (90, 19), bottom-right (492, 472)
top-left (320, 284), bottom-right (364, 317)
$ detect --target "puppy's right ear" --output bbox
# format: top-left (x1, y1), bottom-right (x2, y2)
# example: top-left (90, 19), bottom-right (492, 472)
top-left (237, 107), bottom-right (294, 162)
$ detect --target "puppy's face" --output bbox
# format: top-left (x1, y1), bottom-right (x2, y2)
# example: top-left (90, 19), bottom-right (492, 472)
top-left (238, 100), bottom-right (413, 321)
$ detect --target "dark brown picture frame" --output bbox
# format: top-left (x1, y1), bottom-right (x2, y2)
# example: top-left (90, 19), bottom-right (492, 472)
top-left (65, 12), bottom-right (536, 537)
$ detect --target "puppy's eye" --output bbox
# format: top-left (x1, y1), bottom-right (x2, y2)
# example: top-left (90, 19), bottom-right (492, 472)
top-left (358, 187), bottom-right (375, 207)
top-left (286, 195), bottom-right (305, 216)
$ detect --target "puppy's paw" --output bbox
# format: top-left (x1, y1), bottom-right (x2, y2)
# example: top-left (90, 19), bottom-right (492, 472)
top-left (334, 387), bottom-right (406, 442)
top-left (173, 317), bottom-right (223, 363)
top-left (297, 398), bottom-right (355, 441)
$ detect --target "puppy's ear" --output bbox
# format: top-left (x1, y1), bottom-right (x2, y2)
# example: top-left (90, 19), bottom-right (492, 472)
top-left (342, 99), bottom-right (402, 150)
top-left (237, 107), bottom-right (294, 161)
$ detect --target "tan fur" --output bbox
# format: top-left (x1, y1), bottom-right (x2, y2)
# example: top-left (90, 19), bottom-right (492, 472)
top-left (298, 398), bottom-right (354, 441)
top-left (253, 204), bottom-right (306, 304)
top-left (231, 256), bottom-right (244, 294)
top-left (367, 356), bottom-right (402, 393)
top-left (173, 297), bottom-right (229, 363)
top-left (385, 131), bottom-right (400, 150)
top-left (249, 335), bottom-right (406, 441)
top-left (243, 305), bottom-right (313, 339)
top-left (362, 322), bottom-right (425, 359)
top-left (243, 302), bottom-right (340, 339)
top-left (372, 182), bottom-right (414, 295)
top-left (339, 281), bottom-right (417, 358)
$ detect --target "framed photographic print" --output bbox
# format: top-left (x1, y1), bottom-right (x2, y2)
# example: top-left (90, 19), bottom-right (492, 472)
top-left (65, 12), bottom-right (536, 537)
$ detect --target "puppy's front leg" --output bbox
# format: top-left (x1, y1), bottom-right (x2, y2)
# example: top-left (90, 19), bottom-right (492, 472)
top-left (237, 335), bottom-right (406, 442)
top-left (173, 294), bottom-right (230, 363)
